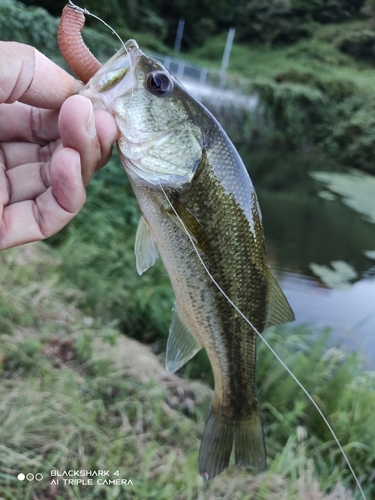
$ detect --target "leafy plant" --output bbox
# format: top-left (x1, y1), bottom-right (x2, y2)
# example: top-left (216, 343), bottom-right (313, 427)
top-left (309, 260), bottom-right (358, 289)
top-left (310, 169), bottom-right (375, 223)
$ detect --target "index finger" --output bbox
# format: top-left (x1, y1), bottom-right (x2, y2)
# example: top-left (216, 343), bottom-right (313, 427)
top-left (0, 41), bottom-right (82, 109)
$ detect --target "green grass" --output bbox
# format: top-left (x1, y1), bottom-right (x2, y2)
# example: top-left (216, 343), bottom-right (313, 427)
top-left (185, 20), bottom-right (375, 174)
top-left (1, 243), bottom-right (374, 499)
top-left (186, 19), bottom-right (375, 83)
top-left (1, 2), bottom-right (375, 498)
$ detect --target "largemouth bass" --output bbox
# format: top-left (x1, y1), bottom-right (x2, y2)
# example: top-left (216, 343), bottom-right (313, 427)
top-left (80, 40), bottom-right (295, 479)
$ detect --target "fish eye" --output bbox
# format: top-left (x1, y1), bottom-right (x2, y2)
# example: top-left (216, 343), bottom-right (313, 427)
top-left (146, 72), bottom-right (171, 95)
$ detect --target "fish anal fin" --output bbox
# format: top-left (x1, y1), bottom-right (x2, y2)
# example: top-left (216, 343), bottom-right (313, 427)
top-left (165, 193), bottom-right (211, 253)
top-left (199, 404), bottom-right (266, 480)
top-left (134, 215), bottom-right (159, 275)
top-left (265, 269), bottom-right (295, 329)
top-left (166, 304), bottom-right (201, 373)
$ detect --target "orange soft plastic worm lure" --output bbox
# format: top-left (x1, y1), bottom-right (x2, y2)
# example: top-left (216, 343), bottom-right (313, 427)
top-left (58, 1), bottom-right (101, 83)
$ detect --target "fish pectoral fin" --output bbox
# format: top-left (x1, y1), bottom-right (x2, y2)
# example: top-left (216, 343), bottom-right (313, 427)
top-left (165, 193), bottom-right (210, 253)
top-left (264, 269), bottom-right (295, 329)
top-left (166, 303), bottom-right (202, 373)
top-left (134, 215), bottom-right (159, 275)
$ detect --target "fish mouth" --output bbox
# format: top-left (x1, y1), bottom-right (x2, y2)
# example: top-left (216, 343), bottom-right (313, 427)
top-left (124, 39), bottom-right (140, 52)
top-left (79, 40), bottom-right (143, 110)
top-left (96, 39), bottom-right (141, 76)
top-left (106, 39), bottom-right (142, 75)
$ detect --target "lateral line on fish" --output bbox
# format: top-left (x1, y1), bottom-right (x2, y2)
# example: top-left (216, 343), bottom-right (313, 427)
top-left (156, 179), bottom-right (366, 499)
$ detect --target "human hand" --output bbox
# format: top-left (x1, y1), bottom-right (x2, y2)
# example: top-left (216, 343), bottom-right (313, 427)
top-left (0, 42), bottom-right (118, 251)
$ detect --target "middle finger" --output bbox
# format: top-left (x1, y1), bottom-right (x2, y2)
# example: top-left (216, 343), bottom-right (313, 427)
top-left (0, 102), bottom-right (60, 144)
top-left (6, 160), bottom-right (52, 204)
top-left (1, 140), bottom-right (60, 169)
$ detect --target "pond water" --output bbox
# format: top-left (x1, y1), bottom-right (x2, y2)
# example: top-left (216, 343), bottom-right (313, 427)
top-left (239, 146), bottom-right (375, 367)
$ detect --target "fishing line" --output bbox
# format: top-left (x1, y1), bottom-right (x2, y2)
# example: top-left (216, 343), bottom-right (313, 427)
top-left (156, 179), bottom-right (366, 500)
top-left (68, 4), bottom-right (366, 497)
top-left (68, 1), bottom-right (125, 50)
top-left (67, 0), bottom-right (135, 96)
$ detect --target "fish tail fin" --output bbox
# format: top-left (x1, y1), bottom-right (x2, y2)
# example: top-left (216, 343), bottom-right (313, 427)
top-left (198, 406), bottom-right (233, 480)
top-left (198, 403), bottom-right (266, 480)
top-left (234, 409), bottom-right (266, 469)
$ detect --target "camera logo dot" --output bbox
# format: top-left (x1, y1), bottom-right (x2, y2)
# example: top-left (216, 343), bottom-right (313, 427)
top-left (17, 473), bottom-right (43, 481)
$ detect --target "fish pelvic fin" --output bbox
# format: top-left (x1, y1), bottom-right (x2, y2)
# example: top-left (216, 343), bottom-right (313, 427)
top-left (135, 215), bottom-right (159, 275)
top-left (166, 302), bottom-right (202, 373)
top-left (198, 404), bottom-right (266, 480)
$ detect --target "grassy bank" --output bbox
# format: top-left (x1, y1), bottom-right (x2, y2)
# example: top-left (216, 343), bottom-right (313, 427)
top-left (1, 242), bottom-right (374, 499)
top-left (186, 20), bottom-right (375, 174)
top-left (0, 2), bottom-right (374, 499)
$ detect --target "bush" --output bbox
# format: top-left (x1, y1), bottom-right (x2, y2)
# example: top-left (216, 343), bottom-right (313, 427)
top-left (249, 68), bottom-right (375, 173)
top-left (337, 29), bottom-right (375, 58)
top-left (0, 0), bottom-right (120, 66)
top-left (0, 0), bottom-right (59, 59)
top-left (234, 0), bottom-right (365, 45)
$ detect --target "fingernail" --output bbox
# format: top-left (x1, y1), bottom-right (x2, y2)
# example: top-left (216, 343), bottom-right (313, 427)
top-left (85, 104), bottom-right (96, 138)
top-left (74, 151), bottom-right (82, 183)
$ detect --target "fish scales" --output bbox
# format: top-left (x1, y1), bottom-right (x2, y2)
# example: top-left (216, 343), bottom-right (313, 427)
top-left (80, 40), bottom-right (294, 479)
top-left (135, 152), bottom-right (267, 413)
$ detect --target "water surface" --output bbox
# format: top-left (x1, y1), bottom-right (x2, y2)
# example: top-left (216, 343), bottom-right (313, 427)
top-left (240, 147), bottom-right (375, 366)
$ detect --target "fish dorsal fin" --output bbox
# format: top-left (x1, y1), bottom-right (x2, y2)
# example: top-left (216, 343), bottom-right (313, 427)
top-left (265, 269), bottom-right (295, 329)
top-left (166, 303), bottom-right (202, 373)
top-left (134, 215), bottom-right (159, 275)
top-left (166, 193), bottom-right (211, 253)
